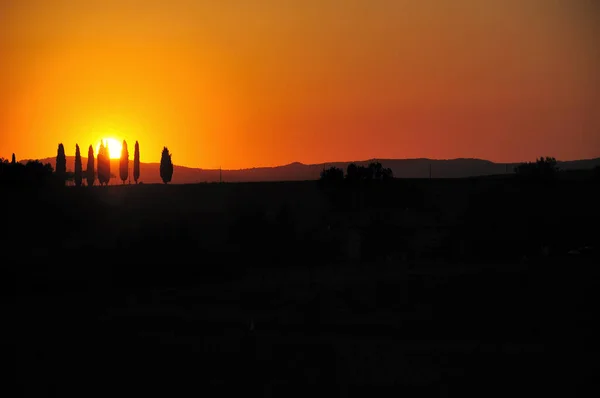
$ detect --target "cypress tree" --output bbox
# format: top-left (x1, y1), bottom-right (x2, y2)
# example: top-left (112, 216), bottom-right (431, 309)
top-left (56, 143), bottom-right (66, 184)
top-left (160, 146), bottom-right (173, 184)
top-left (74, 144), bottom-right (82, 187)
top-left (133, 141), bottom-right (140, 184)
top-left (87, 145), bottom-right (95, 186)
top-left (97, 142), bottom-right (107, 185)
top-left (119, 140), bottom-right (129, 184)
top-left (105, 140), bottom-right (111, 185)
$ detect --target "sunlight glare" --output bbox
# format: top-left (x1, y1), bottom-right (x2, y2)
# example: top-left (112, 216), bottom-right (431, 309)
top-left (96, 138), bottom-right (123, 159)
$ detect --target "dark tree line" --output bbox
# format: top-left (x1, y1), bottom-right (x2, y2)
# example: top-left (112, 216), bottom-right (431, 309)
top-left (2, 140), bottom-right (176, 187)
top-left (515, 157), bottom-right (559, 180)
top-left (318, 162), bottom-right (395, 212)
top-left (51, 140), bottom-right (145, 186)
top-left (0, 155), bottom-right (58, 188)
top-left (320, 161), bottom-right (393, 184)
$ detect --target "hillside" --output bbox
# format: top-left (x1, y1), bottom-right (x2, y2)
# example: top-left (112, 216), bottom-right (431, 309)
top-left (21, 156), bottom-right (600, 184)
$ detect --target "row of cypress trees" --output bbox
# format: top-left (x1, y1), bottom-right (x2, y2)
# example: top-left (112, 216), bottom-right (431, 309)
top-left (57, 140), bottom-right (141, 186)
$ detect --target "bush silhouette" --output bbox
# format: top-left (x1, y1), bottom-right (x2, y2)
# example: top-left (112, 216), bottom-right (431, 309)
top-left (320, 166), bottom-right (344, 182)
top-left (368, 162), bottom-right (393, 180)
top-left (87, 145), bottom-right (95, 186)
top-left (24, 160), bottom-right (55, 185)
top-left (346, 163), bottom-right (373, 181)
top-left (515, 157), bottom-right (559, 180)
top-left (345, 162), bottom-right (393, 182)
top-left (0, 157), bottom-right (57, 188)
top-left (74, 144), bottom-right (83, 187)
top-left (120, 140), bottom-right (129, 184)
top-left (318, 166), bottom-right (345, 207)
top-left (346, 163), bottom-right (360, 181)
top-left (160, 147), bottom-right (173, 184)
top-left (134, 141), bottom-right (140, 184)
top-left (317, 162), bottom-right (395, 211)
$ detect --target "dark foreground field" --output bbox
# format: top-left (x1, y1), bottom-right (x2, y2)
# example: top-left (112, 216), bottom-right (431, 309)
top-left (8, 178), bottom-right (600, 396)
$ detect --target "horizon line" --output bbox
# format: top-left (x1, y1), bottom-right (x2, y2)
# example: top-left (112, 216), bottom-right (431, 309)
top-left (14, 155), bottom-right (600, 171)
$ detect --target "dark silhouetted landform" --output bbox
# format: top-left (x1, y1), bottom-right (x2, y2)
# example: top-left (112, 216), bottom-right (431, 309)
top-left (21, 156), bottom-right (600, 184)
top-left (7, 154), bottom-right (599, 396)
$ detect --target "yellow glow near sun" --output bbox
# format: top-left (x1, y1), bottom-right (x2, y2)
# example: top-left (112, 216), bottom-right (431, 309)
top-left (96, 138), bottom-right (123, 159)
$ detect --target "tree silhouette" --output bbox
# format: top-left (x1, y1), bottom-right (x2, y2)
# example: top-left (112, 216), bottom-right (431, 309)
top-left (87, 145), bottom-right (95, 187)
top-left (346, 163), bottom-right (373, 181)
top-left (120, 140), bottom-right (129, 184)
top-left (11, 153), bottom-right (16, 164)
top-left (97, 142), bottom-right (105, 185)
top-left (133, 141), bottom-right (140, 184)
top-left (105, 141), bottom-right (111, 184)
top-left (1, 156), bottom-right (18, 184)
top-left (74, 144), bottom-right (83, 187)
top-left (0, 158), bottom-right (57, 187)
top-left (318, 166), bottom-right (345, 208)
top-left (320, 166), bottom-right (344, 182)
top-left (383, 167), bottom-right (393, 180)
top-left (346, 163), bottom-right (359, 181)
top-left (24, 160), bottom-right (55, 186)
top-left (515, 157), bottom-right (559, 180)
top-left (97, 141), bottom-right (109, 185)
top-left (56, 143), bottom-right (66, 184)
top-left (160, 146), bottom-right (173, 184)
top-left (362, 164), bottom-right (374, 180)
top-left (344, 162), bottom-right (393, 182)
top-left (368, 162), bottom-right (393, 180)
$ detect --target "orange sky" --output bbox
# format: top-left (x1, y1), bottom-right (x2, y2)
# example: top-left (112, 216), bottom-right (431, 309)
top-left (1, 0), bottom-right (598, 169)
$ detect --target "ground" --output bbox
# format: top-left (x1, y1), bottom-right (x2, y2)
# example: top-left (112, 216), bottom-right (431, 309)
top-left (8, 178), bottom-right (599, 396)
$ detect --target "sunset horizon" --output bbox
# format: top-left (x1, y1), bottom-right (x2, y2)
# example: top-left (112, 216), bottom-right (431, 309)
top-left (2, 0), bottom-right (599, 169)
top-left (9, 143), bottom-right (600, 171)
top-left (10, 147), bottom-right (600, 170)
top-left (5, 1), bottom-right (600, 393)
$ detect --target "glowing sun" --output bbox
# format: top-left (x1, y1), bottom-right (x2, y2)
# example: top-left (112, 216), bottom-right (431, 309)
top-left (96, 138), bottom-right (123, 159)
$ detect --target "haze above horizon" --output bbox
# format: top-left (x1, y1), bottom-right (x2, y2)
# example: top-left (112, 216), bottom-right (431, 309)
top-left (1, 0), bottom-right (599, 169)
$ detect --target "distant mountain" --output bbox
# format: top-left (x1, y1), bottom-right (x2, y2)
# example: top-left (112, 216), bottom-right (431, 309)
top-left (22, 156), bottom-right (600, 184)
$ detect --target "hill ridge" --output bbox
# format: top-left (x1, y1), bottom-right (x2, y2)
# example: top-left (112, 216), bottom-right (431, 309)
top-left (18, 156), bottom-right (600, 184)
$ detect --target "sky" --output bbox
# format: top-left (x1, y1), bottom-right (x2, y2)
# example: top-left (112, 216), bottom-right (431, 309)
top-left (1, 0), bottom-right (598, 169)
